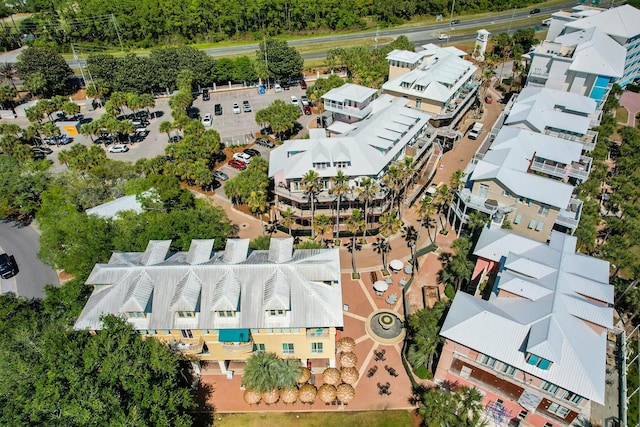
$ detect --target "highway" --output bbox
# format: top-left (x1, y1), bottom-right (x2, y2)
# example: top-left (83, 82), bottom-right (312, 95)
top-left (67, 1), bottom-right (578, 68)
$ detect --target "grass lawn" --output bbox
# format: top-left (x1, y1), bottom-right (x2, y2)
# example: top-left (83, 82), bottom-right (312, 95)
top-left (214, 410), bottom-right (414, 427)
top-left (616, 106), bottom-right (629, 124)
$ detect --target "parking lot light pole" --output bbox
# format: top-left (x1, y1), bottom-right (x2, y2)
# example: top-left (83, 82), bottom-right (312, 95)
top-left (264, 37), bottom-right (270, 90)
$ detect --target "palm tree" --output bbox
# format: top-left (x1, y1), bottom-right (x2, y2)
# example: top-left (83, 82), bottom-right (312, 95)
top-left (159, 121), bottom-right (173, 141)
top-left (242, 352), bottom-right (301, 393)
top-left (312, 214), bottom-right (333, 246)
top-left (379, 210), bottom-right (402, 239)
top-left (466, 210), bottom-right (490, 240)
top-left (280, 207), bottom-right (295, 236)
top-left (329, 170), bottom-right (349, 239)
top-left (0, 63), bottom-right (18, 93)
top-left (300, 170), bottom-right (322, 238)
top-left (397, 157), bottom-right (416, 219)
top-left (372, 237), bottom-right (391, 272)
top-left (383, 162), bottom-right (402, 213)
top-left (402, 225), bottom-right (419, 271)
top-left (416, 197), bottom-right (437, 244)
top-left (448, 169), bottom-right (466, 193)
top-left (248, 190), bottom-right (269, 234)
top-left (434, 184), bottom-right (453, 230)
top-left (344, 209), bottom-right (365, 276)
top-left (417, 387), bottom-right (459, 427)
top-left (357, 177), bottom-right (379, 239)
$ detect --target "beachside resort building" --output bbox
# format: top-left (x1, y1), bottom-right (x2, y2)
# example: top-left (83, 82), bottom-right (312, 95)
top-left (435, 228), bottom-right (613, 427)
top-left (74, 237), bottom-right (343, 374)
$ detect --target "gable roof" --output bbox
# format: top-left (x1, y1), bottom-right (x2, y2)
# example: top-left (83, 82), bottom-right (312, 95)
top-left (555, 27), bottom-right (625, 78)
top-left (75, 238), bottom-right (343, 332)
top-left (564, 4), bottom-right (640, 40)
top-left (443, 229), bottom-right (613, 404)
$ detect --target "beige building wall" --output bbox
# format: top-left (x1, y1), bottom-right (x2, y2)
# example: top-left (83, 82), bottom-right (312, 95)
top-left (383, 89), bottom-right (444, 115)
top-left (388, 64), bottom-right (412, 81)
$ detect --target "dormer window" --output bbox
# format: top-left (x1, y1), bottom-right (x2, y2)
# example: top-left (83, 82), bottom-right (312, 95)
top-left (177, 311), bottom-right (196, 318)
top-left (526, 353), bottom-right (552, 370)
top-left (127, 311), bottom-right (146, 318)
top-left (217, 310), bottom-right (237, 318)
top-left (268, 309), bottom-right (286, 317)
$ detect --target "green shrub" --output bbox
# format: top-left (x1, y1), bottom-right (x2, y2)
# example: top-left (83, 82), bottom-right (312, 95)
top-left (627, 83), bottom-right (640, 93)
top-left (444, 284), bottom-right (456, 300)
top-left (414, 365), bottom-right (432, 379)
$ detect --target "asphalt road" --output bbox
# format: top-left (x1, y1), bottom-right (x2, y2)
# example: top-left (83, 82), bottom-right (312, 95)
top-left (0, 222), bottom-right (60, 299)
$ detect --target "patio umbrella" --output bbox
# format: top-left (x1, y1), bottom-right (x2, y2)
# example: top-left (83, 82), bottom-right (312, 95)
top-left (337, 383), bottom-right (355, 403)
top-left (336, 336), bottom-right (356, 353)
top-left (318, 384), bottom-right (337, 403)
top-left (299, 383), bottom-right (317, 403)
top-left (281, 386), bottom-right (299, 404)
top-left (389, 259), bottom-right (404, 271)
top-left (340, 351), bottom-right (358, 368)
top-left (373, 280), bottom-right (389, 292)
top-left (340, 367), bottom-right (359, 385)
top-left (243, 389), bottom-right (261, 405)
top-left (322, 367), bottom-right (341, 385)
top-left (262, 389), bottom-right (280, 405)
top-left (297, 367), bottom-right (311, 384)
top-left (404, 265), bottom-right (413, 275)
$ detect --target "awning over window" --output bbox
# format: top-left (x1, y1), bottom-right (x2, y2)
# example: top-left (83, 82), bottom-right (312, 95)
top-left (219, 328), bottom-right (250, 343)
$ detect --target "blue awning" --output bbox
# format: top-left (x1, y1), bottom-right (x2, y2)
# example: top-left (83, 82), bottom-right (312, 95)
top-left (219, 328), bottom-right (250, 343)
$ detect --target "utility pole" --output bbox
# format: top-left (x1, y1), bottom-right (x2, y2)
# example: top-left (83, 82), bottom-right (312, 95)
top-left (71, 44), bottom-right (88, 90)
top-left (447, 0), bottom-right (456, 46)
top-left (110, 14), bottom-right (124, 52)
top-left (375, 25), bottom-right (379, 49)
top-left (507, 4), bottom-right (516, 34)
top-left (264, 37), bottom-right (270, 89)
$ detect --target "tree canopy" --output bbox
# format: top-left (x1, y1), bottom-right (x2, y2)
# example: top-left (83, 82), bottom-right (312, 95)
top-left (17, 46), bottom-right (73, 96)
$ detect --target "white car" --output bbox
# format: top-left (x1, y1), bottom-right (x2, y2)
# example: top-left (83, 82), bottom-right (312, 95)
top-left (233, 152), bottom-right (251, 163)
top-left (274, 83), bottom-right (282, 93)
top-left (108, 144), bottom-right (129, 153)
top-left (202, 113), bottom-right (213, 127)
top-left (232, 103), bottom-right (241, 114)
top-left (438, 33), bottom-right (449, 40)
top-left (290, 96), bottom-right (299, 107)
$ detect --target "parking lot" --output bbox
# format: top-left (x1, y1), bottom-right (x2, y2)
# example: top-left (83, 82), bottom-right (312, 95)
top-left (29, 83), bottom-right (316, 173)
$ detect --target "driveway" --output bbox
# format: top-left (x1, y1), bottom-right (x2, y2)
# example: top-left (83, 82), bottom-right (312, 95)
top-left (0, 222), bottom-right (59, 299)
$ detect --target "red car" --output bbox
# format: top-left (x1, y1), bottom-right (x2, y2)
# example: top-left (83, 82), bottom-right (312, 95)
top-left (228, 159), bottom-right (247, 170)
top-left (303, 105), bottom-right (312, 115)
top-left (300, 80), bottom-right (307, 89)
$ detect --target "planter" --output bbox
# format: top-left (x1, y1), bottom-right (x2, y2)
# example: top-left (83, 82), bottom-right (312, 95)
top-left (351, 272), bottom-right (361, 280)
top-left (378, 314), bottom-right (395, 330)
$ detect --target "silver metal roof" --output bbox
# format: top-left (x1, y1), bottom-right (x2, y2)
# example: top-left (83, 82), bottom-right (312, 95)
top-left (75, 238), bottom-right (343, 332)
top-left (443, 229), bottom-right (613, 404)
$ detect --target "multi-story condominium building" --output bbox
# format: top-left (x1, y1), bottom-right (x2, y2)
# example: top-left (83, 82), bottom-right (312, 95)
top-left (269, 90), bottom-right (439, 231)
top-left (74, 237), bottom-right (343, 374)
top-left (527, 25), bottom-right (625, 108)
top-left (547, 4), bottom-right (640, 87)
top-left (449, 125), bottom-right (590, 241)
top-left (435, 228), bottom-right (613, 427)
top-left (504, 86), bottom-right (600, 151)
top-left (382, 43), bottom-right (480, 128)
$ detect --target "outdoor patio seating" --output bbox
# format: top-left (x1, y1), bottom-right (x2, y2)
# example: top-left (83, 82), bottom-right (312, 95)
top-left (367, 366), bottom-right (378, 378)
top-left (385, 277), bottom-right (393, 285)
top-left (385, 365), bottom-right (399, 377)
top-left (385, 293), bottom-right (398, 305)
top-left (374, 349), bottom-right (386, 362)
top-left (377, 382), bottom-right (391, 395)
top-left (398, 278), bottom-right (407, 287)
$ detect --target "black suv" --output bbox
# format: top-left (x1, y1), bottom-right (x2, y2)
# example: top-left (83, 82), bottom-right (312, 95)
top-left (202, 89), bottom-right (210, 101)
top-left (530, 8), bottom-right (540, 14)
top-left (0, 253), bottom-right (18, 279)
top-left (214, 104), bottom-right (223, 115)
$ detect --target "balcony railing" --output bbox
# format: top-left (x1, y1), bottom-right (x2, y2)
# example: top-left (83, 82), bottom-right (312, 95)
top-left (170, 338), bottom-right (204, 355)
top-left (307, 328), bottom-right (330, 338)
top-left (555, 198), bottom-right (582, 229)
top-left (456, 189), bottom-right (501, 215)
top-left (567, 155), bottom-right (592, 180)
top-left (433, 82), bottom-right (480, 120)
top-left (529, 68), bottom-right (550, 79)
top-left (222, 341), bottom-right (254, 354)
top-left (543, 129), bottom-right (598, 152)
top-left (323, 101), bottom-right (372, 119)
top-left (530, 160), bottom-right (569, 180)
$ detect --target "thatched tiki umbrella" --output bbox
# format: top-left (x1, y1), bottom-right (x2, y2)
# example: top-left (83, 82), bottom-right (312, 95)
top-left (336, 336), bottom-right (356, 353)
top-left (340, 367), bottom-right (359, 385)
top-left (297, 367), bottom-right (311, 384)
top-left (336, 383), bottom-right (355, 404)
top-left (243, 389), bottom-right (262, 405)
top-left (262, 389), bottom-right (280, 405)
top-left (340, 351), bottom-right (358, 368)
top-left (318, 384), bottom-right (337, 404)
top-left (322, 367), bottom-right (341, 385)
top-left (281, 386), bottom-right (299, 404)
top-left (299, 383), bottom-right (317, 404)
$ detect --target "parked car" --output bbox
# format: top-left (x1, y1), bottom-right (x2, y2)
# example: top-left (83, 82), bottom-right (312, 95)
top-left (255, 138), bottom-right (275, 148)
top-left (108, 144), bottom-right (129, 153)
top-left (303, 105), bottom-right (312, 115)
top-left (301, 95), bottom-right (309, 106)
top-left (530, 8), bottom-right (541, 14)
top-left (243, 100), bottom-right (251, 112)
top-left (169, 135), bottom-right (183, 143)
top-left (213, 170), bottom-right (229, 181)
top-left (214, 104), bottom-right (223, 115)
top-left (437, 33), bottom-right (449, 40)
top-left (451, 19), bottom-right (460, 25)
top-left (0, 253), bottom-right (18, 279)
top-left (201, 179), bottom-right (221, 191)
top-left (290, 96), bottom-right (299, 107)
top-left (202, 89), bottom-right (210, 101)
top-left (300, 80), bottom-right (307, 89)
top-left (233, 152), bottom-right (252, 163)
top-left (468, 122), bottom-right (484, 140)
top-left (282, 82), bottom-right (291, 91)
top-left (243, 148), bottom-right (261, 157)
top-left (228, 159), bottom-right (247, 170)
top-left (214, 150), bottom-right (226, 162)
top-left (32, 146), bottom-right (53, 155)
top-left (274, 83), bottom-right (282, 93)
top-left (232, 102), bottom-right (241, 114)
top-left (202, 113), bottom-right (213, 127)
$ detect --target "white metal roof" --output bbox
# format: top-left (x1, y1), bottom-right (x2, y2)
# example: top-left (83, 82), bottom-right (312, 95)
top-left (322, 83), bottom-right (378, 103)
top-left (268, 96), bottom-right (432, 181)
top-left (471, 126), bottom-right (580, 208)
top-left (506, 86), bottom-right (595, 135)
top-left (386, 49), bottom-right (423, 64)
top-left (86, 194), bottom-right (144, 219)
top-left (442, 230), bottom-right (613, 404)
top-left (382, 45), bottom-right (477, 103)
top-left (555, 27), bottom-right (625, 78)
top-left (564, 4), bottom-right (640, 40)
top-left (75, 237), bottom-right (343, 331)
